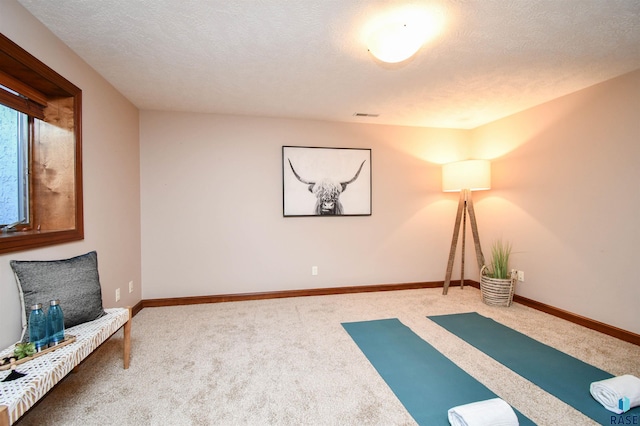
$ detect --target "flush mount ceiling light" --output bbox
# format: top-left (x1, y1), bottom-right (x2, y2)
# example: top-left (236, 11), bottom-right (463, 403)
top-left (367, 22), bottom-right (425, 63)
top-left (363, 5), bottom-right (445, 64)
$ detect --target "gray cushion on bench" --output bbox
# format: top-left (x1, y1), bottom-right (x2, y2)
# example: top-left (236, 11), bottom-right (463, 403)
top-left (10, 251), bottom-right (106, 341)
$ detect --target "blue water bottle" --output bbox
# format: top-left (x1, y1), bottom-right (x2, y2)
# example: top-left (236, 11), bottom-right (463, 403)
top-left (29, 303), bottom-right (48, 352)
top-left (47, 300), bottom-right (65, 346)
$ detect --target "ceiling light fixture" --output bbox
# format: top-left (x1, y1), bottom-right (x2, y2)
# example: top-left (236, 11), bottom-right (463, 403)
top-left (367, 22), bottom-right (426, 63)
top-left (363, 5), bottom-right (445, 64)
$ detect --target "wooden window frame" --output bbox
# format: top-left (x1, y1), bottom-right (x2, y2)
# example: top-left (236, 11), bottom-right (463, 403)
top-left (0, 33), bottom-right (83, 254)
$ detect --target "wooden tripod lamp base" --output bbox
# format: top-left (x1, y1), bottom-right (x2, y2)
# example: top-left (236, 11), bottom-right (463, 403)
top-left (442, 189), bottom-right (485, 294)
top-left (441, 160), bottom-right (490, 295)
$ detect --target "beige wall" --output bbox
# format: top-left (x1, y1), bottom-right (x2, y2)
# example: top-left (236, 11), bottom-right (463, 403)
top-left (0, 0), bottom-right (142, 348)
top-left (140, 112), bottom-right (470, 299)
top-left (471, 69), bottom-right (640, 334)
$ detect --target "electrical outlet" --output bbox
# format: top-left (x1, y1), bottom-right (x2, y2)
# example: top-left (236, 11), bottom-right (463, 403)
top-left (311, 266), bottom-right (318, 276)
top-left (115, 288), bottom-right (121, 302)
top-left (517, 270), bottom-right (525, 282)
top-left (128, 280), bottom-right (134, 293)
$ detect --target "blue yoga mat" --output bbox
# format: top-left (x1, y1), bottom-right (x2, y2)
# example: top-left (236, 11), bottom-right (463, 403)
top-left (342, 318), bottom-right (535, 425)
top-left (429, 312), bottom-right (640, 425)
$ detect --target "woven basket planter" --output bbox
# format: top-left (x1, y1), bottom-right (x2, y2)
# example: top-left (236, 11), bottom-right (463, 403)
top-left (480, 267), bottom-right (515, 307)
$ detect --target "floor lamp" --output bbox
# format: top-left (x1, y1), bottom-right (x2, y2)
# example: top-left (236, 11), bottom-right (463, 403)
top-left (442, 160), bottom-right (490, 295)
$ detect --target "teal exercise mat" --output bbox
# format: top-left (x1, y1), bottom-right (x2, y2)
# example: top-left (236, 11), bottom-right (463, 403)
top-left (342, 318), bottom-right (535, 425)
top-left (428, 312), bottom-right (640, 425)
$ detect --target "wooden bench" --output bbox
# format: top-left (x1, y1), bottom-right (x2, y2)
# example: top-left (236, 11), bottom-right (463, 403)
top-left (0, 307), bottom-right (131, 425)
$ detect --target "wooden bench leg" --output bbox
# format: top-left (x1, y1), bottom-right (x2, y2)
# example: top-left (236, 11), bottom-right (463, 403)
top-left (0, 405), bottom-right (9, 426)
top-left (123, 307), bottom-right (132, 369)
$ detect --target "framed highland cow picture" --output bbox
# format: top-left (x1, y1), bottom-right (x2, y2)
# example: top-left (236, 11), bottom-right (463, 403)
top-left (282, 146), bottom-right (371, 217)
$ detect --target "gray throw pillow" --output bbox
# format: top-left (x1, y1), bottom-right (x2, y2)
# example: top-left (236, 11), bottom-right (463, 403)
top-left (10, 251), bottom-right (106, 340)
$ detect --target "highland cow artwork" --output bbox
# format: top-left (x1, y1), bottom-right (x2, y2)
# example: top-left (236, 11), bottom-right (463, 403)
top-left (283, 146), bottom-right (371, 217)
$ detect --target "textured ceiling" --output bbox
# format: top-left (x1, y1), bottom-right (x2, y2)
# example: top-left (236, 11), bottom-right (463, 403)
top-left (16, 0), bottom-right (640, 129)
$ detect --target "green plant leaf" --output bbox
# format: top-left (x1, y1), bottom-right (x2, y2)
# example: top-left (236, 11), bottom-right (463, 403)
top-left (487, 239), bottom-right (512, 279)
top-left (14, 342), bottom-right (36, 359)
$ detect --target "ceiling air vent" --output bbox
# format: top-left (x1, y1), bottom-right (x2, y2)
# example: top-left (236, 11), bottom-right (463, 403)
top-left (353, 112), bottom-right (380, 117)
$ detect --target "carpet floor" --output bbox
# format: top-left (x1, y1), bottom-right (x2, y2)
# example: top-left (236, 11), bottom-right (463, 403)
top-left (15, 287), bottom-right (640, 425)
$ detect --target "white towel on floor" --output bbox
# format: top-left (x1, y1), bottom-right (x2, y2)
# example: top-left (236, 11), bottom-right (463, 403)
top-left (590, 374), bottom-right (640, 414)
top-left (448, 397), bottom-right (519, 426)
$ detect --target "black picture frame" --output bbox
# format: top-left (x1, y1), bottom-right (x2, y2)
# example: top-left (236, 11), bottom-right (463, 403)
top-left (282, 146), bottom-right (372, 217)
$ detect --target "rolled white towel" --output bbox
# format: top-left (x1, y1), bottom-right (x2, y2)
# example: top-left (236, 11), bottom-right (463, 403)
top-left (448, 397), bottom-right (519, 426)
top-left (590, 374), bottom-right (640, 414)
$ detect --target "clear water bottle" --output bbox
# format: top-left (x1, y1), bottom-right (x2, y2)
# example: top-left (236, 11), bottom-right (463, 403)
top-left (47, 300), bottom-right (65, 346)
top-left (29, 303), bottom-right (48, 352)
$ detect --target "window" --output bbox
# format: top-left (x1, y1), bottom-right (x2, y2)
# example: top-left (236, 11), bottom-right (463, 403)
top-left (0, 33), bottom-right (83, 254)
top-left (0, 103), bottom-right (29, 226)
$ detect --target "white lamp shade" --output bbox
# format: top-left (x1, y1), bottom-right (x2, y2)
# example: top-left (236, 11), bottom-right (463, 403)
top-left (442, 160), bottom-right (491, 192)
top-left (367, 22), bottom-right (424, 63)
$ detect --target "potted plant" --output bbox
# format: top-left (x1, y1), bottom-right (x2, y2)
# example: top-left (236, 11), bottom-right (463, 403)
top-left (480, 239), bottom-right (516, 306)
